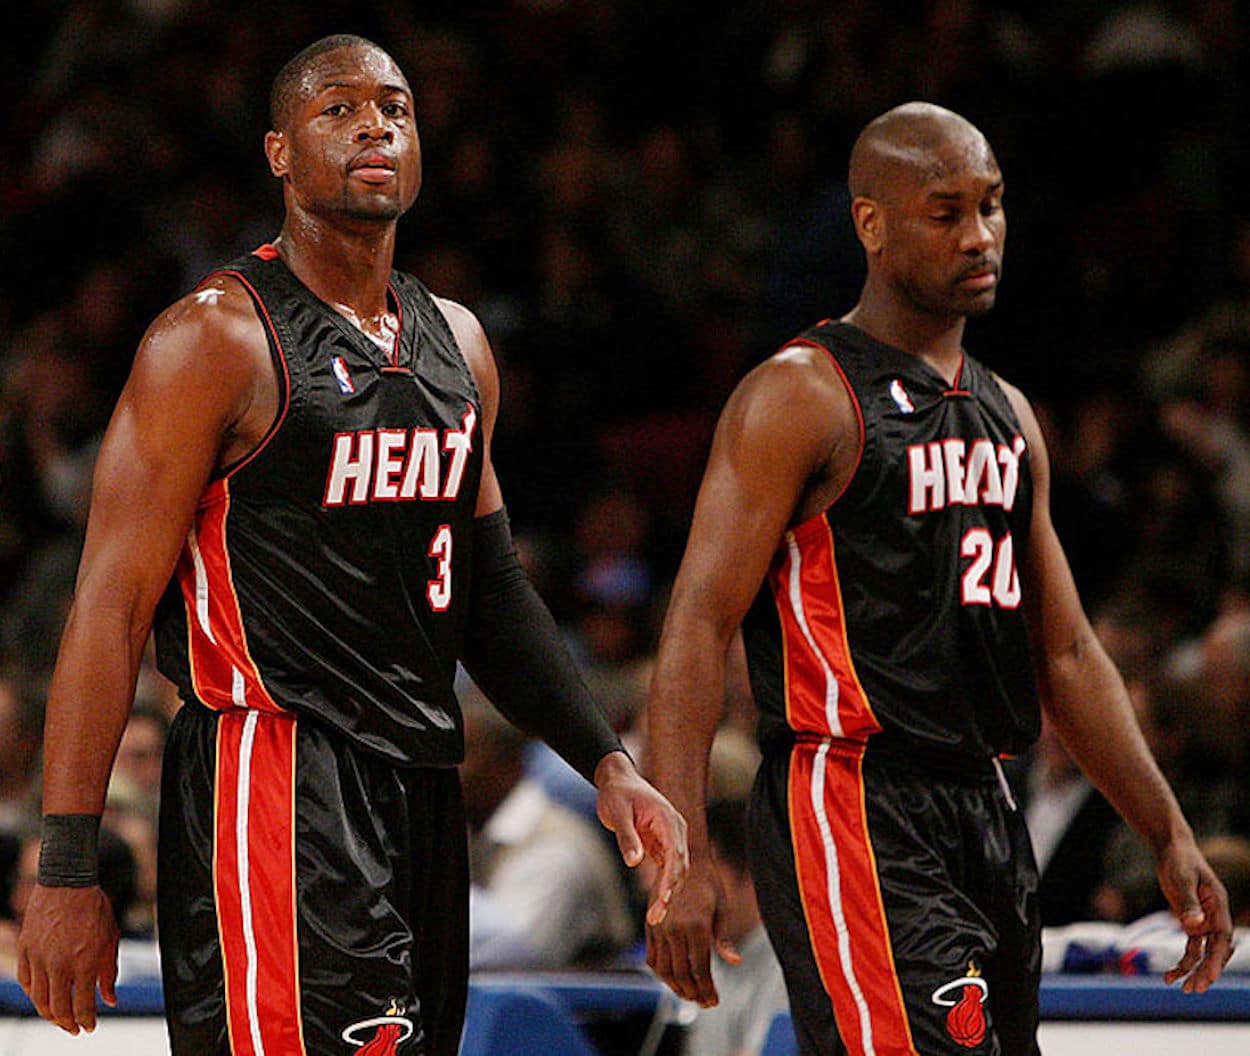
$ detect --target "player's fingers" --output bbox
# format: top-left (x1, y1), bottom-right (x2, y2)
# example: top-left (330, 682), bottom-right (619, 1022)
top-left (46, 970), bottom-right (81, 1035)
top-left (613, 810), bottom-right (645, 869)
top-left (71, 971), bottom-right (99, 1033)
top-left (16, 946), bottom-right (32, 994)
top-left (646, 930), bottom-right (681, 997)
top-left (23, 962), bottom-right (50, 1023)
top-left (1162, 933), bottom-right (1204, 987)
top-left (714, 934), bottom-right (742, 966)
top-left (1187, 931), bottom-right (1235, 994)
top-left (645, 854), bottom-right (685, 924)
top-left (99, 947), bottom-right (119, 1008)
top-left (682, 938), bottom-right (720, 1007)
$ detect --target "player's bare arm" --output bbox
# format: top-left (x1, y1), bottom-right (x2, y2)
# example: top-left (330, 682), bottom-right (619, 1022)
top-left (436, 295), bottom-right (690, 921)
top-left (1003, 377), bottom-right (1234, 992)
top-left (646, 346), bottom-right (857, 1007)
top-left (17, 279), bottom-right (274, 1035)
top-left (434, 296), bottom-right (504, 518)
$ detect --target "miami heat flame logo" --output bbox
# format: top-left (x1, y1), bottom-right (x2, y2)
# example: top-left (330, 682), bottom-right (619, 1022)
top-left (341, 1000), bottom-right (414, 1055)
top-left (931, 962), bottom-right (988, 1048)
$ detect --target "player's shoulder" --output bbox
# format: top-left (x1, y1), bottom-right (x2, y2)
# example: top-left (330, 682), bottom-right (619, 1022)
top-left (145, 274), bottom-right (264, 352)
top-left (430, 294), bottom-right (485, 341)
top-left (131, 274), bottom-right (269, 394)
top-left (737, 334), bottom-right (851, 412)
top-left (430, 295), bottom-right (493, 367)
top-left (983, 367), bottom-right (1034, 422)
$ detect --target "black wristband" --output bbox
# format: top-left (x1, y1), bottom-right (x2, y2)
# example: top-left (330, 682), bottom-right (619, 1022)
top-left (37, 814), bottom-right (101, 888)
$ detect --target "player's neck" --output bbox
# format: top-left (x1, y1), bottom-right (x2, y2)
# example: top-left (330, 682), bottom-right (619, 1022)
top-left (273, 215), bottom-right (396, 319)
top-left (844, 289), bottom-right (966, 386)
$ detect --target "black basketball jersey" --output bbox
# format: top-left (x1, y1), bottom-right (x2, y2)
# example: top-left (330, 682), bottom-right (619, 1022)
top-left (744, 320), bottom-right (1040, 766)
top-left (154, 245), bottom-right (483, 766)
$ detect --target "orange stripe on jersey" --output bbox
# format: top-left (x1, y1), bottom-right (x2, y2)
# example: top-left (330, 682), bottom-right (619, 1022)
top-left (770, 516), bottom-right (879, 740)
top-left (214, 710), bottom-right (306, 1056)
top-left (174, 479), bottom-right (282, 714)
top-left (789, 740), bottom-right (916, 1056)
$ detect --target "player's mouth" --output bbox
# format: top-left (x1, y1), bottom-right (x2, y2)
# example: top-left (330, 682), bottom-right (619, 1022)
top-left (348, 152), bottom-right (397, 184)
top-left (956, 261), bottom-right (999, 291)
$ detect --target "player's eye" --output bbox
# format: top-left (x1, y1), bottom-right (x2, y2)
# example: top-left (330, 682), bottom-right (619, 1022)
top-left (382, 102), bottom-right (409, 118)
top-left (323, 102), bottom-right (350, 117)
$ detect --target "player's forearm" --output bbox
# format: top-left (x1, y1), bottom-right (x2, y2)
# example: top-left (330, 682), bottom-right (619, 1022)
top-left (644, 612), bottom-right (733, 856)
top-left (40, 597), bottom-right (150, 815)
top-left (461, 509), bottom-right (622, 782)
top-left (1042, 630), bottom-right (1191, 856)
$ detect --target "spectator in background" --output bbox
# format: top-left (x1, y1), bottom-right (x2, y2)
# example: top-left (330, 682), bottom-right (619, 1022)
top-left (110, 703), bottom-right (168, 825)
top-left (0, 672), bottom-right (41, 837)
top-left (1005, 716), bottom-right (1121, 926)
top-left (461, 686), bottom-right (636, 970)
top-left (1046, 835), bottom-right (1250, 976)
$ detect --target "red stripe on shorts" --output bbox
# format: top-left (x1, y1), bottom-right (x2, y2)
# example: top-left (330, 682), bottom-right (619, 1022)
top-left (788, 739), bottom-right (917, 1056)
top-left (214, 709), bottom-right (305, 1056)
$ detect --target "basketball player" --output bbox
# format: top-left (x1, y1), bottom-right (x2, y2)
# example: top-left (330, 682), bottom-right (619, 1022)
top-left (644, 102), bottom-right (1232, 1055)
top-left (16, 35), bottom-right (687, 1054)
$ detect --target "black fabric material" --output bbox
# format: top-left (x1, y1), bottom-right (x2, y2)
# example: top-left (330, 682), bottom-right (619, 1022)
top-left (159, 700), bottom-right (470, 1056)
top-left (37, 813), bottom-right (101, 888)
top-left (461, 508), bottom-right (623, 783)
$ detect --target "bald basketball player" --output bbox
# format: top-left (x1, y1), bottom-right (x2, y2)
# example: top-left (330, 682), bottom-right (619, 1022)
top-left (644, 102), bottom-right (1232, 1055)
top-left (17, 34), bottom-right (687, 1054)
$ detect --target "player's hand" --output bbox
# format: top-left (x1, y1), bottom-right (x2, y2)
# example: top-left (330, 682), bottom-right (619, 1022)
top-left (1155, 837), bottom-right (1235, 992)
top-left (646, 857), bottom-right (740, 1008)
top-left (16, 884), bottom-right (119, 1034)
top-left (594, 750), bottom-right (689, 926)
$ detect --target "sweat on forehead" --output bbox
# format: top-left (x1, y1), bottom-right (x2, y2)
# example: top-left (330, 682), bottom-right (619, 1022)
top-left (848, 102), bottom-right (996, 199)
top-left (269, 34), bottom-right (399, 130)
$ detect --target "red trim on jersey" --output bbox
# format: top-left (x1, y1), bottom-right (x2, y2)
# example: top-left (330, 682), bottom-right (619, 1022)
top-left (214, 710), bottom-right (306, 1056)
top-left (770, 517), bottom-right (879, 740)
top-left (784, 337), bottom-right (865, 508)
top-left (210, 268), bottom-right (293, 480)
top-left (175, 480), bottom-right (283, 714)
top-left (252, 243), bottom-right (281, 261)
top-left (788, 740), bottom-right (917, 1056)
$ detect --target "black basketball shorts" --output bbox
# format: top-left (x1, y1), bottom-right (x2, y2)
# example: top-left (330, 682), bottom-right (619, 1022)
top-left (157, 700), bottom-right (469, 1055)
top-left (749, 738), bottom-right (1041, 1056)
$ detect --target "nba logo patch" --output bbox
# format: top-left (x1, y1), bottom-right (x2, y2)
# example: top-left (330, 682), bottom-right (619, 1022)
top-left (332, 356), bottom-right (356, 395)
top-left (889, 378), bottom-right (915, 414)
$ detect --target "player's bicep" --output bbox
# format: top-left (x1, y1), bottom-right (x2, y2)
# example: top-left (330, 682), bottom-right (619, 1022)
top-left (433, 296), bottom-right (503, 517)
top-left (668, 358), bottom-right (843, 634)
top-left (1002, 382), bottom-right (1091, 676)
top-left (73, 299), bottom-right (260, 619)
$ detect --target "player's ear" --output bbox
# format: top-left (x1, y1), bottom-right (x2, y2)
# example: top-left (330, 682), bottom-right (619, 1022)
top-left (265, 130), bottom-right (289, 178)
top-left (851, 196), bottom-right (885, 255)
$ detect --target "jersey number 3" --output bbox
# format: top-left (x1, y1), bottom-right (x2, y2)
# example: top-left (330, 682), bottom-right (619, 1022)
top-left (960, 528), bottom-right (1021, 609)
top-left (427, 524), bottom-right (453, 611)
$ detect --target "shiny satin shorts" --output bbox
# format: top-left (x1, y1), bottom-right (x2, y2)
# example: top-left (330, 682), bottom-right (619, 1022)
top-left (158, 700), bottom-right (468, 1055)
top-left (749, 738), bottom-right (1041, 1056)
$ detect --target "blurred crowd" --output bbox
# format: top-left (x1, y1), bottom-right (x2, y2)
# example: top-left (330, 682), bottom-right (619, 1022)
top-left (2, 0), bottom-right (1250, 1045)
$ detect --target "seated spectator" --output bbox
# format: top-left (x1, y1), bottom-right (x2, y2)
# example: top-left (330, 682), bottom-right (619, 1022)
top-left (1044, 834), bottom-right (1250, 975)
top-left (461, 687), bottom-right (634, 970)
top-left (683, 798), bottom-right (788, 1056)
top-left (0, 670), bottom-right (42, 838)
top-left (1005, 716), bottom-right (1120, 926)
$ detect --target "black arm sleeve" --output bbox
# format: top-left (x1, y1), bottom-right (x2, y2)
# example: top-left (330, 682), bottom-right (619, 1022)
top-left (461, 507), bottom-right (625, 783)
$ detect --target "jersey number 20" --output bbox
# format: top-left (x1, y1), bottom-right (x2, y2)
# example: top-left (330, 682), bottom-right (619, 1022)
top-left (960, 528), bottom-right (1021, 609)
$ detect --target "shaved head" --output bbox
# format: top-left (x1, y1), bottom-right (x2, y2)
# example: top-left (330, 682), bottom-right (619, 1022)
top-left (848, 102), bottom-right (996, 202)
top-left (270, 34), bottom-right (392, 131)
